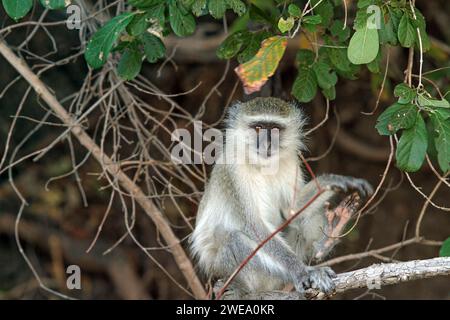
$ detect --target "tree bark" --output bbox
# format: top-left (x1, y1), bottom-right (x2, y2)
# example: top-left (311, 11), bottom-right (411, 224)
top-left (216, 257), bottom-right (450, 299)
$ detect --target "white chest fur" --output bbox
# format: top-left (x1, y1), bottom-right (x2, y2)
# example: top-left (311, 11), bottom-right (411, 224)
top-left (235, 158), bottom-right (302, 229)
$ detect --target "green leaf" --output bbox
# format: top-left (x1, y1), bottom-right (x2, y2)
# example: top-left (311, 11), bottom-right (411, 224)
top-left (288, 3), bottom-right (301, 17)
top-left (418, 95), bottom-right (450, 109)
top-left (426, 118), bottom-right (438, 160)
top-left (127, 13), bottom-right (149, 36)
top-left (169, 0), bottom-right (196, 36)
top-left (85, 13), bottom-right (136, 69)
top-left (216, 30), bottom-right (249, 59)
top-left (296, 49), bottom-right (315, 67)
top-left (330, 20), bottom-right (350, 42)
top-left (129, 0), bottom-right (164, 8)
top-left (146, 3), bottom-right (166, 28)
top-left (411, 8), bottom-right (426, 29)
top-left (396, 113), bottom-right (428, 172)
top-left (248, 4), bottom-right (275, 25)
top-left (181, 0), bottom-right (195, 8)
top-left (439, 237), bottom-right (450, 257)
top-left (303, 15), bottom-right (322, 25)
top-left (227, 0), bottom-right (246, 16)
top-left (325, 45), bottom-right (360, 79)
top-left (235, 36), bottom-right (287, 94)
top-left (141, 33), bottom-right (165, 63)
top-left (311, 0), bottom-right (333, 27)
top-left (292, 67), bottom-right (317, 103)
top-left (192, 0), bottom-right (207, 16)
top-left (278, 16), bottom-right (295, 33)
top-left (394, 83), bottom-right (416, 104)
top-left (321, 85), bottom-right (336, 100)
top-left (367, 49), bottom-right (381, 73)
top-left (39, 0), bottom-right (69, 9)
top-left (237, 31), bottom-right (270, 64)
top-left (312, 61), bottom-right (337, 90)
top-left (208, 0), bottom-right (226, 18)
top-left (353, 9), bottom-right (370, 30)
top-left (379, 13), bottom-right (398, 45)
top-left (328, 47), bottom-right (350, 71)
top-left (429, 110), bottom-right (450, 172)
top-left (2, 0), bottom-right (33, 20)
top-left (435, 108), bottom-right (450, 119)
top-left (398, 13), bottom-right (415, 48)
top-left (357, 0), bottom-right (375, 9)
top-left (376, 103), bottom-right (418, 135)
top-left (117, 47), bottom-right (144, 80)
top-left (388, 7), bottom-right (403, 33)
top-left (347, 24), bottom-right (379, 65)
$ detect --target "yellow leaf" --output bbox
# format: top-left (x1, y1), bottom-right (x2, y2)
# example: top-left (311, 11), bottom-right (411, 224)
top-left (234, 36), bottom-right (287, 94)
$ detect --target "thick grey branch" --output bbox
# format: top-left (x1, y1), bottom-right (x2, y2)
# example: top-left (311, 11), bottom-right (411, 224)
top-left (217, 257), bottom-right (450, 299)
top-left (331, 257), bottom-right (450, 293)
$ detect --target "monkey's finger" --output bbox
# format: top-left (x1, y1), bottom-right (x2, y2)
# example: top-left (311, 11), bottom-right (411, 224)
top-left (322, 267), bottom-right (337, 279)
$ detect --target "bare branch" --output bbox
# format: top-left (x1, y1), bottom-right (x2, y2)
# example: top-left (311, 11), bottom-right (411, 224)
top-left (217, 257), bottom-right (450, 300)
top-left (0, 39), bottom-right (206, 299)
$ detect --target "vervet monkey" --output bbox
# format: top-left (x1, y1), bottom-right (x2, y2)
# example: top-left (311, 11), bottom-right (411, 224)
top-left (190, 97), bottom-right (373, 298)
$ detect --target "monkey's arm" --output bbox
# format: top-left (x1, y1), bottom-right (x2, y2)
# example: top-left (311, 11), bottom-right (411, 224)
top-left (216, 221), bottom-right (336, 294)
top-left (287, 174), bottom-right (373, 261)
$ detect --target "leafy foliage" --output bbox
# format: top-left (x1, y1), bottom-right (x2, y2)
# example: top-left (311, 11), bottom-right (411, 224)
top-left (85, 13), bottom-right (136, 69)
top-left (376, 83), bottom-right (450, 173)
top-left (3, 0), bottom-right (445, 176)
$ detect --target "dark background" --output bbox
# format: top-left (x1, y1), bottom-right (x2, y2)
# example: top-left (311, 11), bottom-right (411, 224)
top-left (0, 0), bottom-right (449, 299)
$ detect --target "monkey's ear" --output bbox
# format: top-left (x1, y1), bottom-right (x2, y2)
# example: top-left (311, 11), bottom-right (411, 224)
top-left (226, 100), bottom-right (241, 115)
top-left (229, 100), bottom-right (242, 108)
top-left (290, 100), bottom-right (302, 110)
top-left (224, 101), bottom-right (241, 127)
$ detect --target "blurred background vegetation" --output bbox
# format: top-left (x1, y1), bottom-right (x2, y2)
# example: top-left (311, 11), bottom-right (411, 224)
top-left (0, 0), bottom-right (449, 299)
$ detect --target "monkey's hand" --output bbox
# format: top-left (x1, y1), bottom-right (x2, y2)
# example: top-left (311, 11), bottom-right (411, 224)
top-left (311, 175), bottom-right (373, 260)
top-left (292, 266), bottom-right (336, 295)
top-left (319, 174), bottom-right (373, 200)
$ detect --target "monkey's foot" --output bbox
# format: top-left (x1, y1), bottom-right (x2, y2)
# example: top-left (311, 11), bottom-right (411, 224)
top-left (296, 266), bottom-right (336, 295)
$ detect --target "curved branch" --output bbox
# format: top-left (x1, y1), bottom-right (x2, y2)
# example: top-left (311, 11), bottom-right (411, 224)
top-left (0, 40), bottom-right (206, 299)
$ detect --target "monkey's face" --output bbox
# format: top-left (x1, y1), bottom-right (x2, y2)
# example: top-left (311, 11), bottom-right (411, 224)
top-left (247, 121), bottom-right (283, 159)
top-left (230, 114), bottom-right (294, 167)
top-left (224, 99), bottom-right (305, 167)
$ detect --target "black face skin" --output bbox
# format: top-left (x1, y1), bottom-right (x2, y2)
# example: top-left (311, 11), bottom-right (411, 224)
top-left (249, 121), bottom-right (284, 157)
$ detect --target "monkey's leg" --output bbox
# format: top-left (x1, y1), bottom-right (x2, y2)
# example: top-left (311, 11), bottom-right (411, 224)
top-left (214, 227), bottom-right (336, 296)
top-left (213, 280), bottom-right (305, 300)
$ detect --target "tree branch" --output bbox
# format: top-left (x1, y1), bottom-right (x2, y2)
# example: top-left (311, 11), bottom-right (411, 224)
top-left (217, 257), bottom-right (450, 299)
top-left (0, 40), bottom-right (206, 299)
